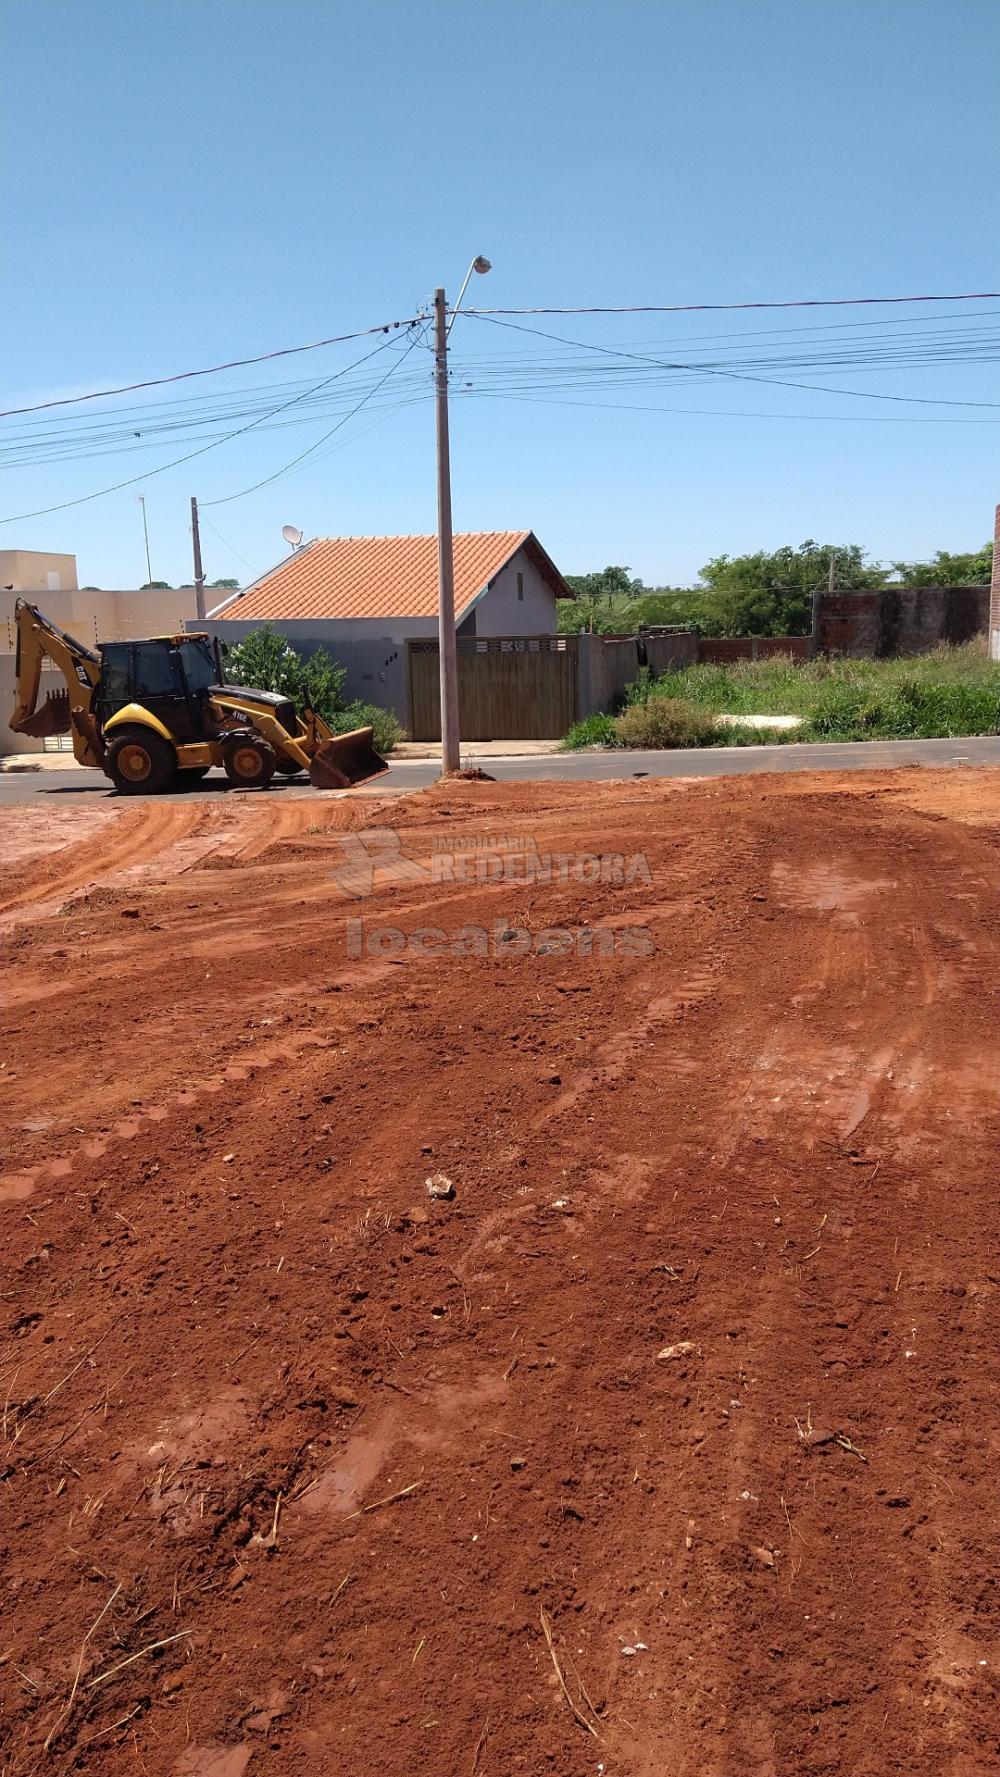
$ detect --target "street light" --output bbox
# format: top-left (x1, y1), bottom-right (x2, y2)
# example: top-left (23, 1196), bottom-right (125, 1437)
top-left (436, 255), bottom-right (491, 774)
top-left (447, 256), bottom-right (492, 337)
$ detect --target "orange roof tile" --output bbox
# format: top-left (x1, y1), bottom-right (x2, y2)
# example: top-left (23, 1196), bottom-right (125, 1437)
top-left (215, 531), bottom-right (569, 623)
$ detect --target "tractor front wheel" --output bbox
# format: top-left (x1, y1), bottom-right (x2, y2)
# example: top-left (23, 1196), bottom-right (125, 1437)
top-left (106, 727), bottom-right (178, 795)
top-left (222, 734), bottom-right (276, 789)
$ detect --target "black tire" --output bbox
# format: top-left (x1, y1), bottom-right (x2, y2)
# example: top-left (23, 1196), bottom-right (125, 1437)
top-left (106, 727), bottom-right (178, 795)
top-left (273, 759), bottom-right (306, 777)
top-left (179, 765), bottom-right (211, 782)
top-left (222, 734), bottom-right (276, 789)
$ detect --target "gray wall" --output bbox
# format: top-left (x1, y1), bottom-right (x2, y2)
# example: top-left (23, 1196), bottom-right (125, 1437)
top-left (576, 630), bottom-right (699, 717)
top-left (194, 615), bottom-right (428, 726)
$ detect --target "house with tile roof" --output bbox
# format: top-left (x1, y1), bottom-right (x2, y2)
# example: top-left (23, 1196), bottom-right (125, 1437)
top-left (196, 529), bottom-right (572, 730)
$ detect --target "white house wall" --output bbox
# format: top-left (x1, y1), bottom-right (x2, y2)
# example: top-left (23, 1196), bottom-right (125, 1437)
top-left (470, 552), bottom-right (558, 635)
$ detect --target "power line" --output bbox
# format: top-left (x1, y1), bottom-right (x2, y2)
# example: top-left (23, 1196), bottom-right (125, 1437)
top-left (463, 291), bottom-right (1000, 318)
top-left (464, 312), bottom-right (1000, 411)
top-left (199, 512), bottom-right (258, 574)
top-left (0, 316), bottom-right (423, 420)
top-left (0, 334), bottom-right (407, 525)
top-left (459, 387), bottom-right (1000, 424)
top-left (3, 291), bottom-right (996, 424)
top-left (203, 324), bottom-right (429, 506)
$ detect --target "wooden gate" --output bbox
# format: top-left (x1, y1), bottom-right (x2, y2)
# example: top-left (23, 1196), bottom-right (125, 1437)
top-left (407, 636), bottom-right (578, 741)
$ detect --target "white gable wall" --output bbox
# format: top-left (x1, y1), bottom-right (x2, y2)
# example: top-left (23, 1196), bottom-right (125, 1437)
top-left (469, 548), bottom-right (558, 635)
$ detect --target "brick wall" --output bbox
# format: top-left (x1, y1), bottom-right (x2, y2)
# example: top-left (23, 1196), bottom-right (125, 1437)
top-left (818, 585), bottom-right (988, 657)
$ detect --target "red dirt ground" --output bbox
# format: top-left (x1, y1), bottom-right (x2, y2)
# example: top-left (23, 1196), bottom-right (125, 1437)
top-left (1, 769), bottom-right (998, 1777)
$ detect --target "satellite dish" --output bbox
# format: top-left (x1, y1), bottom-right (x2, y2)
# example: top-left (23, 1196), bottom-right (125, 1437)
top-left (281, 524), bottom-right (303, 549)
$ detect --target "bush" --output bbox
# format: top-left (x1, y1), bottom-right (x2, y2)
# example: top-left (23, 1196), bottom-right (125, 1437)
top-left (226, 626), bottom-right (347, 721)
top-left (224, 625), bottom-right (404, 753)
top-left (560, 712), bottom-right (617, 750)
top-left (613, 697), bottom-right (720, 749)
top-left (331, 700), bottom-right (405, 756)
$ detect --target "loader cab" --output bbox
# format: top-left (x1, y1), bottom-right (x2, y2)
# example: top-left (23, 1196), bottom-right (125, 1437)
top-left (97, 635), bottom-right (223, 741)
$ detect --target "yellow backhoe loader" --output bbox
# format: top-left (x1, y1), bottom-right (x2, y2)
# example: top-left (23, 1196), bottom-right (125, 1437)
top-left (9, 600), bottom-right (388, 794)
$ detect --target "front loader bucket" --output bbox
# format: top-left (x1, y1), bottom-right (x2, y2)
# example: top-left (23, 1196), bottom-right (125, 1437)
top-left (309, 726), bottom-right (389, 791)
top-left (13, 688), bottom-right (71, 738)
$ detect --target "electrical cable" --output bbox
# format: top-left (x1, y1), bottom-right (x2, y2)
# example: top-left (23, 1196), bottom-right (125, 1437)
top-left (462, 312), bottom-right (1000, 410)
top-left (0, 316), bottom-right (423, 419)
top-left (4, 291), bottom-right (995, 424)
top-left (203, 323), bottom-right (429, 505)
top-left (198, 512), bottom-right (258, 574)
top-left (0, 333), bottom-right (409, 525)
top-left (462, 291), bottom-right (1000, 318)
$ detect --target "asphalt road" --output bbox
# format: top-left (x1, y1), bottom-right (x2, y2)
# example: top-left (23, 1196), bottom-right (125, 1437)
top-left (3, 735), bottom-right (1000, 805)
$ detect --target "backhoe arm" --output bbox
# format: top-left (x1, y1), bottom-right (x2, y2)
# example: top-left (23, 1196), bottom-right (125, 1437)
top-left (11, 600), bottom-right (103, 765)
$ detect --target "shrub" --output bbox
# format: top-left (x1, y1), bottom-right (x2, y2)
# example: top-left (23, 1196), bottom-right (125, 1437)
top-left (224, 625), bottom-right (404, 752)
top-left (613, 696), bottom-right (720, 749)
top-left (226, 626), bottom-right (347, 721)
top-left (560, 712), bottom-right (617, 750)
top-left (331, 700), bottom-right (404, 755)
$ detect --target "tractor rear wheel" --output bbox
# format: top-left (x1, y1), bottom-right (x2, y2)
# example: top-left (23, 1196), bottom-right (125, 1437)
top-left (106, 727), bottom-right (178, 795)
top-left (222, 734), bottom-right (276, 789)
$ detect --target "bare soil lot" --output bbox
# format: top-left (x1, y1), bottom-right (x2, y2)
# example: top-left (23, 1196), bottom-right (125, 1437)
top-left (1, 770), bottom-right (998, 1776)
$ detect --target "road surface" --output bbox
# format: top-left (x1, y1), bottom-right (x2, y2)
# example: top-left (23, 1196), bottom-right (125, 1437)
top-left (3, 733), bottom-right (1000, 803)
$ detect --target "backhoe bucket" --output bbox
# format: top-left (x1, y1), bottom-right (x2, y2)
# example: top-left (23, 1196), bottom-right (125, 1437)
top-left (308, 726), bottom-right (389, 790)
top-left (13, 688), bottom-right (71, 738)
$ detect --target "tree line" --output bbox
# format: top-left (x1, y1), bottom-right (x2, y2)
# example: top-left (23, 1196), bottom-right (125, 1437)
top-left (559, 540), bottom-right (994, 637)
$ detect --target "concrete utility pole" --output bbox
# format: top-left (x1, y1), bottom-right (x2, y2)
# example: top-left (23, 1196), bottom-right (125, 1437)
top-left (813, 549), bottom-right (836, 650)
top-left (190, 495), bottom-right (206, 621)
top-left (433, 287), bottom-right (461, 775)
top-left (433, 258), bottom-right (491, 775)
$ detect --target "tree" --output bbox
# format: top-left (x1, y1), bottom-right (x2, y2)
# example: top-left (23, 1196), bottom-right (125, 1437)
top-left (141, 580), bottom-right (172, 590)
top-left (209, 577), bottom-right (240, 590)
top-left (695, 540), bottom-right (886, 636)
top-left (225, 625), bottom-right (347, 725)
top-left (564, 565), bottom-right (638, 606)
top-left (892, 543), bottom-right (993, 587)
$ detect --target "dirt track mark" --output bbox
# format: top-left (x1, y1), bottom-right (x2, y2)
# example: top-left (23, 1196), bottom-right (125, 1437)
top-left (0, 802), bottom-right (206, 923)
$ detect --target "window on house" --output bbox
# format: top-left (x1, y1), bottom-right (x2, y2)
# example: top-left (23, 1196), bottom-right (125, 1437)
top-left (517, 571), bottom-right (524, 602)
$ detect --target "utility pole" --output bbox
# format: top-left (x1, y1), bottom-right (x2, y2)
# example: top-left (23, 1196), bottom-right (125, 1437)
top-left (138, 495), bottom-right (152, 585)
top-left (434, 287), bottom-right (461, 774)
top-left (812, 550), bottom-right (836, 653)
top-left (190, 495), bottom-right (206, 620)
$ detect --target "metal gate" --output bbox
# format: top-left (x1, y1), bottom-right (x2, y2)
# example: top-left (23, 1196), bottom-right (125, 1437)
top-left (407, 635), bottom-right (578, 741)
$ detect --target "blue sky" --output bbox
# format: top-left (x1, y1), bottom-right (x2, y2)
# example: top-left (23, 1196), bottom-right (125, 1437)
top-left (2, 0), bottom-right (998, 590)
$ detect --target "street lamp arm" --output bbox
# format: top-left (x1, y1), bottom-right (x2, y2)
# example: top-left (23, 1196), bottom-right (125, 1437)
top-left (446, 256), bottom-right (492, 337)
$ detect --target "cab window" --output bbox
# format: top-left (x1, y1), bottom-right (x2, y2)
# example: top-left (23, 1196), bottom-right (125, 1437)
top-left (100, 644), bottom-right (131, 706)
top-left (178, 639), bottom-right (217, 695)
top-left (132, 645), bottom-right (182, 699)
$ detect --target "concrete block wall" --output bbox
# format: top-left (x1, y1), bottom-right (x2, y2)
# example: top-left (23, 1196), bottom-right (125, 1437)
top-left (576, 629), bottom-right (697, 717)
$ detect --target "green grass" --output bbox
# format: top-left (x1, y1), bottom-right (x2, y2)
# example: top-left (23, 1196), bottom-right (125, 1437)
top-left (561, 642), bottom-right (1000, 750)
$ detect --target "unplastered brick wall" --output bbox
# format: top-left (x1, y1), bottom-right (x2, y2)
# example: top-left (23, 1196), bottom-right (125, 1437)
top-left (818, 586), bottom-right (988, 658)
top-left (990, 504), bottom-right (1000, 660)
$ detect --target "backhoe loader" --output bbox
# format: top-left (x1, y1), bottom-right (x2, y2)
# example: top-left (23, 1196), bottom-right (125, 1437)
top-left (9, 600), bottom-right (388, 794)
